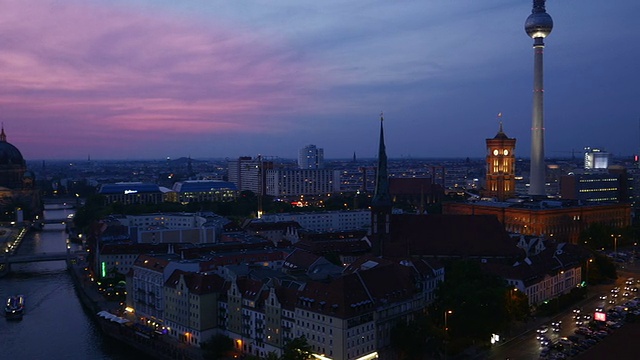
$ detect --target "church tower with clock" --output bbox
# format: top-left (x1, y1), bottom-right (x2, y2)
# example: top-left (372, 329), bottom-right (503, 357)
top-left (485, 119), bottom-right (516, 201)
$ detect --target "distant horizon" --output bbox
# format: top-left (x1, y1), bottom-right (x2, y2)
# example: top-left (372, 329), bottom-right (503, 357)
top-left (2, 1), bottom-right (638, 160)
top-left (24, 154), bottom-right (629, 164)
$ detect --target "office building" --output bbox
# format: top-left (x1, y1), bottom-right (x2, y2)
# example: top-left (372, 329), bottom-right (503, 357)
top-left (171, 180), bottom-right (238, 203)
top-left (227, 156), bottom-right (274, 195)
top-left (584, 147), bottom-right (611, 170)
top-left (298, 144), bottom-right (324, 169)
top-left (97, 182), bottom-right (170, 205)
top-left (264, 168), bottom-right (340, 197)
top-left (560, 168), bottom-right (633, 204)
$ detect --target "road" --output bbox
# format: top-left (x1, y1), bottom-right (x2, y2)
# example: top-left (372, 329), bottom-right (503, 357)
top-left (484, 260), bottom-right (640, 360)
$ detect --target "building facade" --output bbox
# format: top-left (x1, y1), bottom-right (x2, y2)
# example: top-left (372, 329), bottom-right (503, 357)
top-left (171, 180), bottom-right (238, 203)
top-left (443, 200), bottom-right (632, 244)
top-left (98, 182), bottom-right (168, 205)
top-left (298, 144), bottom-right (324, 169)
top-left (258, 210), bottom-right (371, 233)
top-left (584, 147), bottom-right (610, 170)
top-left (485, 123), bottom-right (516, 201)
top-left (265, 169), bottom-right (340, 197)
top-left (227, 156), bottom-right (274, 195)
top-left (560, 170), bottom-right (634, 204)
top-left (0, 127), bottom-right (41, 221)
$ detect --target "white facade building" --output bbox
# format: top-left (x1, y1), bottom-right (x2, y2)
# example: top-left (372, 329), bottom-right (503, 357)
top-left (258, 210), bottom-right (371, 232)
top-left (584, 147), bottom-right (610, 170)
top-left (298, 144), bottom-right (324, 169)
top-left (228, 156), bottom-right (273, 195)
top-left (265, 169), bottom-right (340, 197)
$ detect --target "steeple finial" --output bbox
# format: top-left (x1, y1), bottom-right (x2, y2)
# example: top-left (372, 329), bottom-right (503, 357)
top-left (0, 123), bottom-right (6, 142)
top-left (498, 112), bottom-right (504, 133)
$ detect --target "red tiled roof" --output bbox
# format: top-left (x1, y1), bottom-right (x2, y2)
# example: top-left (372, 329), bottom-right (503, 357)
top-left (389, 177), bottom-right (434, 195)
top-left (165, 269), bottom-right (226, 295)
top-left (383, 214), bottom-right (521, 258)
top-left (482, 241), bottom-right (589, 287)
top-left (290, 260), bottom-right (419, 319)
top-left (133, 254), bottom-right (171, 272)
top-left (294, 239), bottom-right (370, 255)
top-left (237, 277), bottom-right (265, 301)
top-left (283, 248), bottom-right (322, 271)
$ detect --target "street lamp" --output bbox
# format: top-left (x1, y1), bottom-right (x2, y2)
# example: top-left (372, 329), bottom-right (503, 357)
top-left (585, 258), bottom-right (593, 285)
top-left (444, 310), bottom-right (453, 360)
top-left (444, 310), bottom-right (453, 332)
top-left (611, 234), bottom-right (621, 260)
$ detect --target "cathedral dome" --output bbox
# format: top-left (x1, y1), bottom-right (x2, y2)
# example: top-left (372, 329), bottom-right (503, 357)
top-left (0, 128), bottom-right (25, 166)
top-left (0, 141), bottom-right (25, 166)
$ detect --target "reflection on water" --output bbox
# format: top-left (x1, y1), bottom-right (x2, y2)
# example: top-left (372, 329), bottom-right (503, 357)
top-left (0, 208), bottom-right (149, 359)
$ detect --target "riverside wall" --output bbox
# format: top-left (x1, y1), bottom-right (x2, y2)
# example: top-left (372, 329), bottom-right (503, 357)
top-left (68, 260), bottom-right (204, 360)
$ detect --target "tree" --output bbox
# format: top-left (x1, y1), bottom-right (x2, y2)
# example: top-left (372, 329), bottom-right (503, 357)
top-left (592, 251), bottom-right (617, 282)
top-left (390, 314), bottom-right (435, 360)
top-left (281, 336), bottom-right (312, 360)
top-left (505, 286), bottom-right (530, 322)
top-left (434, 260), bottom-right (510, 341)
top-left (201, 334), bottom-right (234, 360)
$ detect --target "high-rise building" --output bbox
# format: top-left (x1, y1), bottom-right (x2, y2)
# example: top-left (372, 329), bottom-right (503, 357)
top-left (227, 156), bottom-right (273, 195)
top-left (443, 2), bottom-right (632, 245)
top-left (560, 169), bottom-right (633, 204)
top-left (485, 121), bottom-right (516, 201)
top-left (297, 144), bottom-right (324, 169)
top-left (525, 0), bottom-right (553, 196)
top-left (584, 147), bottom-right (611, 170)
top-left (264, 168), bottom-right (340, 197)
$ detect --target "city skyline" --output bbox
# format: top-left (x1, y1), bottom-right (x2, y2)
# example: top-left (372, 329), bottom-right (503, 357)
top-left (1, 0), bottom-right (638, 161)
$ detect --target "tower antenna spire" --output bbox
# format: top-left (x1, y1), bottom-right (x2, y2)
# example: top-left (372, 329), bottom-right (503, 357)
top-left (525, 0), bottom-right (553, 196)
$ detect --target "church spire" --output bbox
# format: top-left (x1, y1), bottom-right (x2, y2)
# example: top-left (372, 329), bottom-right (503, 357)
top-left (371, 113), bottom-right (392, 257)
top-left (0, 123), bottom-right (6, 142)
top-left (372, 114), bottom-right (391, 207)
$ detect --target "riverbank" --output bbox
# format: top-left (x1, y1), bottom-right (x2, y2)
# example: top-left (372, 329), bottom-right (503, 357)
top-left (0, 226), bottom-right (29, 278)
top-left (68, 259), bottom-right (204, 360)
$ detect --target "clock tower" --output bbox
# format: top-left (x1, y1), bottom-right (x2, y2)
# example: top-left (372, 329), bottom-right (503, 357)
top-left (485, 120), bottom-right (516, 201)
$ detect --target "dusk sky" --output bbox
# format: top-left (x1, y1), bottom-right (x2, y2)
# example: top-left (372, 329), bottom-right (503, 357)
top-left (1, 0), bottom-right (638, 161)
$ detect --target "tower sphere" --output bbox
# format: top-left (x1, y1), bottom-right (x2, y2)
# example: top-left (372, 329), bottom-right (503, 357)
top-left (525, 11), bottom-right (553, 39)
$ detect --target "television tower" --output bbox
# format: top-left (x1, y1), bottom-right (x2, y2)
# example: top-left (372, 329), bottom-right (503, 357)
top-left (525, 0), bottom-right (553, 196)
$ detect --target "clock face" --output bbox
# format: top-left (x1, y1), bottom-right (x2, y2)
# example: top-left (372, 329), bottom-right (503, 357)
top-left (503, 149), bottom-right (509, 156)
top-left (493, 149), bottom-right (499, 156)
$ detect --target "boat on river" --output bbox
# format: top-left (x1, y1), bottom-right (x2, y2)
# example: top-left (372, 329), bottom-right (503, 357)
top-left (5, 294), bottom-right (25, 320)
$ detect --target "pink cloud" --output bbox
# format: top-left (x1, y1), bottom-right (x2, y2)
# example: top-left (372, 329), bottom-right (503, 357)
top-left (0, 0), bottom-right (319, 158)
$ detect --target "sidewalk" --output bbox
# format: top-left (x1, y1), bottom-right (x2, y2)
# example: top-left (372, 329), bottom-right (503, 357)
top-left (503, 282), bottom-right (614, 343)
top-left (476, 264), bottom-right (640, 359)
top-left (69, 259), bottom-right (204, 360)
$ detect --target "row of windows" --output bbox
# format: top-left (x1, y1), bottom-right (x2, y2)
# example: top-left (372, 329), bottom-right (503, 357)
top-left (578, 188), bottom-right (618, 192)
top-left (297, 310), bottom-right (333, 323)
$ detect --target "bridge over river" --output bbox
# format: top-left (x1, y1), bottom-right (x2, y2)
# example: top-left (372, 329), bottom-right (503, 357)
top-left (2, 249), bottom-right (84, 265)
top-left (0, 201), bottom-right (79, 275)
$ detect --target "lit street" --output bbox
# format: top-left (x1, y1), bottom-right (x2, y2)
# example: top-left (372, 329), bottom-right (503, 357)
top-left (485, 259), bottom-right (640, 360)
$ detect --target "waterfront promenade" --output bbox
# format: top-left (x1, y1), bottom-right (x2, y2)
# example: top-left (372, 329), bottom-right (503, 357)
top-left (68, 254), bottom-right (206, 360)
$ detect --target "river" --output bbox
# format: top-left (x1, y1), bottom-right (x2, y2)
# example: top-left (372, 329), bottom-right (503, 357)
top-left (0, 207), bottom-right (152, 360)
